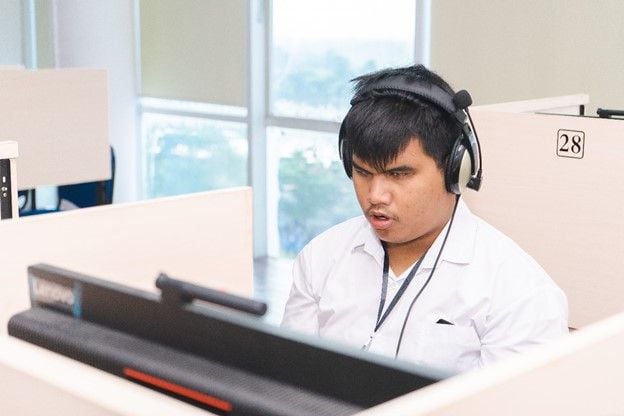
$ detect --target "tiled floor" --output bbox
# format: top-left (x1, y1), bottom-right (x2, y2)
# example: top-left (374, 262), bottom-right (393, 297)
top-left (253, 256), bottom-right (294, 325)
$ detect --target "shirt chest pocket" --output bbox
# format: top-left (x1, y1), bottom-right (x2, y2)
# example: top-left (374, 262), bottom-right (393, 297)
top-left (402, 323), bottom-right (481, 372)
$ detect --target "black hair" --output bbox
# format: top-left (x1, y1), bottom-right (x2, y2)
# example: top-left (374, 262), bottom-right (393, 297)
top-left (340, 64), bottom-right (462, 175)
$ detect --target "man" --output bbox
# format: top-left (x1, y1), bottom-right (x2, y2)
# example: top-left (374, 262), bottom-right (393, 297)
top-left (281, 64), bottom-right (568, 374)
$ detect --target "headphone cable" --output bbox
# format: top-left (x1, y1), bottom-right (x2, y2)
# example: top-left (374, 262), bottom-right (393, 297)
top-left (394, 194), bottom-right (461, 359)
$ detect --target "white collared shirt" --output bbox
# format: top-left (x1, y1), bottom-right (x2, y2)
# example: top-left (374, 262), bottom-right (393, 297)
top-left (281, 199), bottom-right (569, 374)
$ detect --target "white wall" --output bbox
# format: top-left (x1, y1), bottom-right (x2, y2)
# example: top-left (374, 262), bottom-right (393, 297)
top-left (53, 0), bottom-right (139, 203)
top-left (429, 0), bottom-right (624, 115)
top-left (0, 0), bottom-right (23, 65)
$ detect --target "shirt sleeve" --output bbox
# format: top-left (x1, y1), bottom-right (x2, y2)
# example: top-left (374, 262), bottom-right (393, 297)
top-left (478, 271), bottom-right (569, 366)
top-left (280, 248), bottom-right (321, 336)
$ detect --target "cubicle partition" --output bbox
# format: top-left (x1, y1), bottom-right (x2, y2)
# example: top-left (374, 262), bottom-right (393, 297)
top-left (463, 110), bottom-right (624, 328)
top-left (0, 187), bottom-right (253, 326)
top-left (0, 68), bottom-right (110, 189)
top-left (0, 187), bottom-right (253, 415)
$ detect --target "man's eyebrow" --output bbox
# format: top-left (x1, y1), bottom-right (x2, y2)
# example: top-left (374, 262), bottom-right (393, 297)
top-left (352, 161), bottom-right (415, 174)
top-left (383, 165), bottom-right (415, 174)
top-left (351, 160), bottom-right (371, 172)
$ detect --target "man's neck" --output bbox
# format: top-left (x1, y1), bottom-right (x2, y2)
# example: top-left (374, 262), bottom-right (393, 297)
top-left (384, 224), bottom-right (445, 276)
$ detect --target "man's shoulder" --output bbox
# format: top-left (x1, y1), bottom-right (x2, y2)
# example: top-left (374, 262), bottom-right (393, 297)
top-left (459, 201), bottom-right (540, 267)
top-left (474, 216), bottom-right (525, 252)
top-left (472, 215), bottom-right (559, 289)
top-left (469, 212), bottom-right (517, 249)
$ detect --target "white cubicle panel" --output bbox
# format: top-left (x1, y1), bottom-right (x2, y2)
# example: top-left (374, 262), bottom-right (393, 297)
top-left (473, 93), bottom-right (589, 115)
top-left (0, 187), bottom-right (251, 415)
top-left (0, 187), bottom-right (253, 329)
top-left (0, 337), bottom-right (208, 416)
top-left (359, 311), bottom-right (624, 416)
top-left (0, 69), bottom-right (110, 189)
top-left (463, 110), bottom-right (624, 328)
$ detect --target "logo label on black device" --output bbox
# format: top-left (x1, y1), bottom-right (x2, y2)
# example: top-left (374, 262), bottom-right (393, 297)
top-left (29, 275), bottom-right (82, 317)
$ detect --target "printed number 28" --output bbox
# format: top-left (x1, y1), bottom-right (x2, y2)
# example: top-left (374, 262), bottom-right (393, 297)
top-left (559, 134), bottom-right (582, 153)
top-left (557, 130), bottom-right (584, 159)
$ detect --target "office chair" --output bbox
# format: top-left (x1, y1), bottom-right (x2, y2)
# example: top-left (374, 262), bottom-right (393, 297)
top-left (19, 146), bottom-right (115, 216)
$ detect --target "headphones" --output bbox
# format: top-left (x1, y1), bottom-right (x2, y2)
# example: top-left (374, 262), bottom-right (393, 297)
top-left (338, 75), bottom-right (483, 195)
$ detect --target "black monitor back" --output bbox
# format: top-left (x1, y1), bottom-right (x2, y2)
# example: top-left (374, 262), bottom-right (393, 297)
top-left (8, 264), bottom-right (447, 416)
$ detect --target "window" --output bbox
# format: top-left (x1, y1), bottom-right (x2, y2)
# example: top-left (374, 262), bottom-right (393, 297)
top-left (267, 127), bottom-right (360, 257)
top-left (139, 0), bottom-right (248, 199)
top-left (268, 0), bottom-right (416, 257)
top-left (137, 0), bottom-right (417, 257)
top-left (270, 0), bottom-right (416, 121)
top-left (142, 110), bottom-right (247, 198)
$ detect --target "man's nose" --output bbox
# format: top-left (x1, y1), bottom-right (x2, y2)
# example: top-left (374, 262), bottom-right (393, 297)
top-left (368, 175), bottom-right (392, 205)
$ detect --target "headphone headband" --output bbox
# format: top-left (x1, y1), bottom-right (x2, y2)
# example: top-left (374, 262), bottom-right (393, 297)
top-left (351, 75), bottom-right (467, 124)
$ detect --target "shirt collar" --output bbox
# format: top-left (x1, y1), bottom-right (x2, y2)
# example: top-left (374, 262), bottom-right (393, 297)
top-left (421, 198), bottom-right (477, 268)
top-left (351, 198), bottom-right (478, 269)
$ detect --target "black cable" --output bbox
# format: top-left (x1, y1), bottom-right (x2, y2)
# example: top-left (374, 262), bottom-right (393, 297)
top-left (394, 194), bottom-right (461, 359)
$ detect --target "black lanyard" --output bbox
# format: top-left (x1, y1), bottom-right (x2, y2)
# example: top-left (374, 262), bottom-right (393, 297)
top-left (374, 246), bottom-right (427, 333)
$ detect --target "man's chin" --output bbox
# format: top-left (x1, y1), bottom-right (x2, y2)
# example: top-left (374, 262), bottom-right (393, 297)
top-left (375, 229), bottom-right (396, 242)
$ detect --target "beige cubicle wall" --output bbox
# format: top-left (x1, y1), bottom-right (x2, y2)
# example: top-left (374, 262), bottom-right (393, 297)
top-left (0, 187), bottom-right (253, 329)
top-left (0, 68), bottom-right (110, 189)
top-left (463, 110), bottom-right (624, 328)
top-left (0, 187), bottom-right (253, 415)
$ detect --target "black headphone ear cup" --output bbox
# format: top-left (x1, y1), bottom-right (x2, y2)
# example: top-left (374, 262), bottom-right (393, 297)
top-left (445, 136), bottom-right (472, 195)
top-left (338, 120), bottom-right (352, 178)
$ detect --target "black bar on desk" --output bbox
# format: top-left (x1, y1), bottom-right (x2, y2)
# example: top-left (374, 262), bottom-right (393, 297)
top-left (597, 108), bottom-right (624, 119)
top-left (156, 273), bottom-right (267, 317)
top-left (0, 159), bottom-right (12, 219)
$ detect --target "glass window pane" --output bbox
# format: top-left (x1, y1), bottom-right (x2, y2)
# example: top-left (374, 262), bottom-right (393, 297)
top-left (143, 113), bottom-right (248, 198)
top-left (270, 0), bottom-right (416, 121)
top-left (267, 127), bottom-right (361, 258)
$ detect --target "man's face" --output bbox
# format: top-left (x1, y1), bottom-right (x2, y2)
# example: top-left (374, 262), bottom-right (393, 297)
top-left (351, 138), bottom-right (456, 247)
